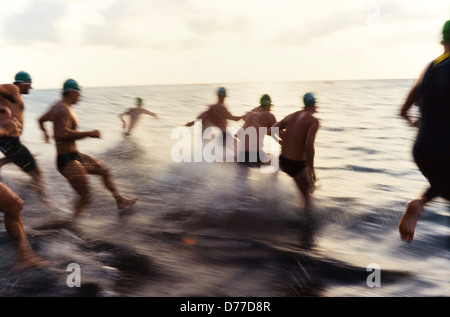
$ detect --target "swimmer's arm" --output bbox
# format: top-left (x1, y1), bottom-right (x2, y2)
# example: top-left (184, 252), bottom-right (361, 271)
top-left (224, 108), bottom-right (242, 121)
top-left (55, 125), bottom-right (100, 141)
top-left (399, 83), bottom-right (420, 126)
top-left (269, 114), bottom-right (290, 142)
top-left (185, 111), bottom-right (207, 126)
top-left (54, 109), bottom-right (100, 141)
top-left (143, 109), bottom-right (158, 119)
top-left (38, 109), bottom-right (53, 143)
top-left (119, 109), bottom-right (131, 129)
top-left (0, 118), bottom-right (22, 137)
top-left (305, 121), bottom-right (319, 182)
top-left (400, 67), bottom-right (427, 127)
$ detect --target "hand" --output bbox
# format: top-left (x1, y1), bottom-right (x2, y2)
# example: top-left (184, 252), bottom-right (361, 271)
top-left (43, 132), bottom-right (51, 144)
top-left (1, 118), bottom-right (22, 137)
top-left (90, 130), bottom-right (101, 138)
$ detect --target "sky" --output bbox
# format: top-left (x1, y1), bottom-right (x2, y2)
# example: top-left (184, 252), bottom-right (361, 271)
top-left (0, 0), bottom-right (449, 89)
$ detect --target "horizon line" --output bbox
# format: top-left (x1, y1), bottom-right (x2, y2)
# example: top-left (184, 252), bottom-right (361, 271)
top-left (32, 77), bottom-right (416, 91)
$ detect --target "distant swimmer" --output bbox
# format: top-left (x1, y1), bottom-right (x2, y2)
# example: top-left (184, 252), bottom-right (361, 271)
top-left (0, 71), bottom-right (48, 200)
top-left (270, 92), bottom-right (320, 211)
top-left (185, 87), bottom-right (242, 142)
top-left (237, 94), bottom-right (277, 169)
top-left (398, 20), bottom-right (450, 243)
top-left (119, 97), bottom-right (158, 137)
top-left (0, 105), bottom-right (50, 269)
top-left (38, 79), bottom-right (138, 217)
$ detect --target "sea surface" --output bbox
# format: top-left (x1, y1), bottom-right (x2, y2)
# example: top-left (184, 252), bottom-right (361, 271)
top-left (0, 79), bottom-right (448, 297)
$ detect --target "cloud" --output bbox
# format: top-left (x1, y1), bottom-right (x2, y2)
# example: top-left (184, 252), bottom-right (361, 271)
top-left (1, 0), bottom-right (66, 45)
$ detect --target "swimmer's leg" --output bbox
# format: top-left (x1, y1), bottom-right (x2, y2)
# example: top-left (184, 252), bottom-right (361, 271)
top-left (398, 188), bottom-right (434, 243)
top-left (293, 168), bottom-right (312, 212)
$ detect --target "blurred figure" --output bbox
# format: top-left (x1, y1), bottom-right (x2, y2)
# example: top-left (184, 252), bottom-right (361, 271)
top-left (398, 20), bottom-right (450, 243)
top-left (0, 71), bottom-right (47, 200)
top-left (0, 105), bottom-right (49, 269)
top-left (119, 97), bottom-right (158, 137)
top-left (270, 92), bottom-right (319, 211)
top-left (38, 79), bottom-right (138, 218)
top-left (233, 94), bottom-right (278, 198)
top-left (237, 94), bottom-right (277, 169)
top-left (185, 87), bottom-right (242, 143)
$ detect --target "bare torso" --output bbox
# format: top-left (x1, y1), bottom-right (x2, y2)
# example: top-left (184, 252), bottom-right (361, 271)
top-left (0, 84), bottom-right (24, 137)
top-left (50, 101), bottom-right (79, 154)
top-left (279, 110), bottom-right (319, 161)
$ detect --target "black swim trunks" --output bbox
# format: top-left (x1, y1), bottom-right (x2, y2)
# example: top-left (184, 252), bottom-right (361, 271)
top-left (279, 155), bottom-right (307, 178)
top-left (0, 137), bottom-right (37, 173)
top-left (237, 151), bottom-right (266, 168)
top-left (57, 152), bottom-right (84, 174)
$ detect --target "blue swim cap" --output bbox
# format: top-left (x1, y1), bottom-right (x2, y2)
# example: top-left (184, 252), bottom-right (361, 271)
top-left (14, 71), bottom-right (32, 83)
top-left (217, 87), bottom-right (227, 97)
top-left (303, 92), bottom-right (316, 108)
top-left (63, 79), bottom-right (81, 92)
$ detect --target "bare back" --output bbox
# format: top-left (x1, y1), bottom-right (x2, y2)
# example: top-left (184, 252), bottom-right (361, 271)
top-left (277, 110), bottom-right (319, 161)
top-left (241, 108), bottom-right (276, 151)
top-left (205, 103), bottom-right (234, 132)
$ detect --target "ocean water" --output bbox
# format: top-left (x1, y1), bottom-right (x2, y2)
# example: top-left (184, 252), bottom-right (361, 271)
top-left (0, 79), bottom-right (448, 297)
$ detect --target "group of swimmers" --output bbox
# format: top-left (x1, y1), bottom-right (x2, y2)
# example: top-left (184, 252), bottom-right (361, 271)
top-left (0, 20), bottom-right (448, 270)
top-left (0, 76), bottom-right (139, 269)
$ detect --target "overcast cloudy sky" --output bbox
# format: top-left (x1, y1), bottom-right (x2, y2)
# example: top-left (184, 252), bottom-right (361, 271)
top-left (0, 0), bottom-right (448, 88)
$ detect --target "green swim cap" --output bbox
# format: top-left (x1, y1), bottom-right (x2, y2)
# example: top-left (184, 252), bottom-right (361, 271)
top-left (136, 97), bottom-right (143, 104)
top-left (260, 94), bottom-right (272, 108)
top-left (217, 87), bottom-right (227, 97)
top-left (14, 71), bottom-right (32, 83)
top-left (63, 79), bottom-right (81, 92)
top-left (303, 92), bottom-right (316, 108)
top-left (442, 20), bottom-right (450, 44)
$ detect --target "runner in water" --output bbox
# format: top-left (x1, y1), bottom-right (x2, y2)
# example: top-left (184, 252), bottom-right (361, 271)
top-left (38, 79), bottom-right (138, 218)
top-left (398, 20), bottom-right (450, 243)
top-left (119, 97), bottom-right (158, 137)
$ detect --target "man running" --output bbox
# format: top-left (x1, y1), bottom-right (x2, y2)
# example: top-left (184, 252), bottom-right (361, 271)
top-left (398, 20), bottom-right (450, 243)
top-left (270, 92), bottom-right (320, 211)
top-left (38, 79), bottom-right (138, 217)
top-left (0, 71), bottom-right (47, 199)
top-left (0, 105), bottom-right (49, 269)
top-left (237, 94), bottom-right (277, 168)
top-left (185, 87), bottom-right (242, 142)
top-left (119, 97), bottom-right (158, 137)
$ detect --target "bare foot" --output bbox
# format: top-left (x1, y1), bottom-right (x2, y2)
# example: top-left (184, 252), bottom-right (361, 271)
top-left (398, 199), bottom-right (424, 243)
top-left (16, 255), bottom-right (51, 270)
top-left (117, 197), bottom-right (138, 210)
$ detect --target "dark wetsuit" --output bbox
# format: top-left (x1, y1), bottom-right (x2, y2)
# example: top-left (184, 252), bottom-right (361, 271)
top-left (415, 55), bottom-right (450, 201)
top-left (279, 155), bottom-right (307, 178)
top-left (0, 137), bottom-right (37, 173)
top-left (57, 152), bottom-right (83, 174)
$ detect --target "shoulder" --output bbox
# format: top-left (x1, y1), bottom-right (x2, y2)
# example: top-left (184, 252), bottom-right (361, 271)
top-left (52, 102), bottom-right (70, 117)
top-left (0, 84), bottom-right (19, 94)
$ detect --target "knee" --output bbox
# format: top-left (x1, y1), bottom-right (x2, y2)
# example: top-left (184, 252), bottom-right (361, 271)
top-left (7, 197), bottom-right (24, 218)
